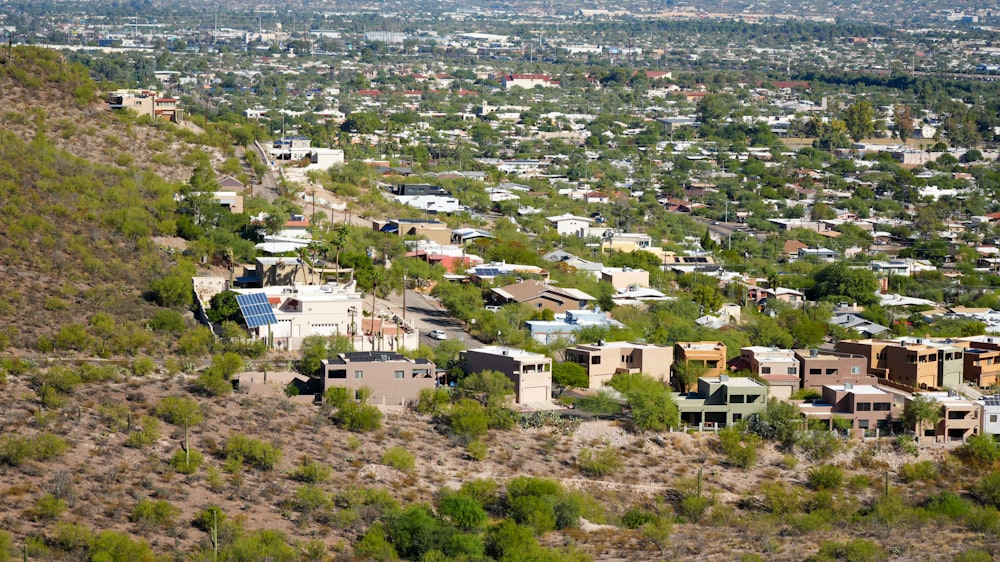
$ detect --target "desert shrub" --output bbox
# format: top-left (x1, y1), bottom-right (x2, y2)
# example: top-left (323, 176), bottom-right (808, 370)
top-left (290, 457), bottom-right (332, 483)
top-left (899, 460), bottom-right (937, 483)
top-left (50, 522), bottom-right (92, 554)
top-left (459, 479), bottom-right (500, 511)
top-left (0, 530), bottom-right (13, 561)
top-left (788, 510), bottom-right (833, 534)
top-left (574, 391), bottom-right (621, 416)
top-left (848, 474), bottom-right (872, 490)
top-left (807, 465), bottom-right (844, 491)
top-left (439, 493), bottom-right (488, 531)
top-left (33, 493), bottom-right (67, 519)
top-left (384, 504), bottom-right (449, 560)
top-left (131, 356), bottom-right (156, 376)
top-left (31, 433), bottom-right (68, 460)
top-left (0, 436), bottom-right (30, 467)
top-left (416, 387), bottom-right (451, 416)
top-left (130, 499), bottom-right (180, 532)
top-left (621, 508), bottom-right (657, 529)
top-left (449, 399), bottom-right (489, 444)
top-left (959, 434), bottom-right (1000, 468)
top-left (170, 448), bottom-right (204, 474)
top-left (955, 548), bottom-right (994, 562)
top-left (466, 440), bottom-right (488, 461)
top-left (193, 506), bottom-right (227, 533)
top-left (510, 495), bottom-right (557, 534)
top-left (719, 426), bottom-right (758, 469)
top-left (759, 482), bottom-right (803, 516)
top-left (964, 505), bottom-right (1000, 535)
top-left (220, 529), bottom-right (296, 561)
top-left (976, 470), bottom-right (1000, 508)
top-left (291, 485), bottom-right (333, 516)
top-left (923, 491), bottom-right (972, 520)
top-left (224, 435), bottom-right (282, 471)
top-left (355, 522), bottom-right (398, 561)
top-left (678, 494), bottom-right (713, 523)
top-left (641, 516), bottom-right (672, 549)
top-left (894, 434), bottom-right (919, 456)
top-left (331, 388), bottom-right (383, 432)
top-left (798, 430), bottom-right (842, 461)
top-left (809, 538), bottom-right (886, 562)
top-left (505, 477), bottom-right (581, 533)
top-left (125, 416), bottom-right (160, 448)
top-left (576, 446), bottom-right (623, 477)
top-left (89, 531), bottom-right (156, 562)
top-left (781, 454), bottom-right (799, 469)
top-left (381, 446), bottom-right (416, 473)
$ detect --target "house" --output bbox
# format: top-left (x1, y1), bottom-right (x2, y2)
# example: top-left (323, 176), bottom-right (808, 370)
top-left (391, 184), bottom-right (449, 196)
top-left (674, 342), bottom-right (727, 390)
top-left (795, 349), bottom-right (875, 390)
top-left (373, 218), bottom-right (452, 245)
top-left (404, 240), bottom-right (484, 273)
top-left (525, 309), bottom-right (624, 345)
top-left (564, 341), bottom-right (674, 389)
top-left (781, 240), bottom-right (809, 261)
top-left (468, 262), bottom-right (548, 284)
top-left (979, 395), bottom-right (1000, 436)
top-left (236, 257), bottom-right (317, 288)
top-left (869, 259), bottom-right (937, 277)
top-left (599, 267), bottom-right (650, 290)
top-left (962, 347), bottom-right (1000, 387)
top-left (611, 286), bottom-right (675, 307)
top-left (798, 383), bottom-right (895, 432)
top-left (674, 375), bottom-right (768, 427)
top-left (546, 214), bottom-right (595, 236)
top-left (218, 176), bottom-right (246, 190)
top-left (451, 228), bottom-right (493, 245)
top-left (461, 346), bottom-right (552, 404)
top-left (829, 313), bottom-right (890, 338)
top-left (909, 392), bottom-right (979, 443)
top-left (502, 74), bottom-right (560, 89)
top-left (489, 280), bottom-right (595, 313)
top-left (321, 352), bottom-right (436, 407)
top-left (228, 282), bottom-right (383, 352)
top-left (757, 287), bottom-right (806, 308)
top-left (729, 347), bottom-right (799, 399)
top-left (107, 89), bottom-right (182, 122)
top-left (394, 194), bottom-right (463, 214)
top-left (796, 247), bottom-right (838, 263)
top-left (835, 338), bottom-right (964, 389)
top-left (602, 232), bottom-right (653, 253)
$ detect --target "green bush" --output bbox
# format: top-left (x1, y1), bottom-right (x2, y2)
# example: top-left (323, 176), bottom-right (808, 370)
top-left (0, 530), bottom-right (13, 562)
top-left (923, 491), bottom-right (971, 520)
top-left (899, 460), bottom-right (938, 483)
top-left (976, 470), bottom-right (1000, 508)
top-left (381, 446), bottom-right (416, 473)
top-left (130, 499), bottom-right (180, 532)
top-left (719, 426), bottom-right (758, 469)
top-left (810, 538), bottom-right (886, 562)
top-left (416, 387), bottom-right (451, 416)
top-left (290, 457), bottom-right (332, 483)
top-left (125, 416), bottom-right (160, 448)
top-left (0, 436), bottom-right (30, 467)
top-left (33, 493), bottom-right (67, 519)
top-left (459, 479), bottom-right (499, 511)
top-left (465, 440), bottom-right (488, 461)
top-left (955, 548), bottom-right (994, 562)
top-left (510, 495), bottom-right (557, 534)
top-left (449, 398), bottom-right (489, 444)
top-left (50, 522), bottom-right (92, 554)
top-left (224, 435), bottom-right (282, 471)
top-left (894, 434), bottom-right (919, 456)
top-left (577, 447), bottom-right (624, 477)
top-left (806, 465), bottom-right (844, 491)
top-left (678, 494), bottom-right (713, 523)
top-left (193, 506), bottom-right (227, 533)
top-left (331, 388), bottom-right (383, 432)
top-left (169, 448), bottom-right (203, 474)
top-left (89, 531), bottom-right (157, 562)
top-left (621, 508), bottom-right (657, 529)
top-left (959, 434), bottom-right (1000, 468)
top-left (31, 433), bottom-right (68, 460)
top-left (439, 493), bottom-right (488, 531)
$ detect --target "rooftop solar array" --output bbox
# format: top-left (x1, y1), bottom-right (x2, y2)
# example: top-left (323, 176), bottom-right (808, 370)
top-left (982, 395), bottom-right (1000, 407)
top-left (474, 268), bottom-right (504, 277)
top-left (235, 293), bottom-right (278, 329)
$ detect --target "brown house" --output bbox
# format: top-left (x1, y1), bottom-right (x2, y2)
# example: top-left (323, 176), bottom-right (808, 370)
top-left (674, 341), bottom-right (727, 390)
top-left (795, 349), bottom-right (874, 390)
top-left (373, 218), bottom-right (452, 245)
top-left (460, 346), bottom-right (552, 404)
top-left (799, 383), bottom-right (895, 432)
top-left (909, 392), bottom-right (980, 443)
top-left (321, 352), bottom-right (436, 407)
top-left (564, 341), bottom-right (673, 389)
top-left (489, 280), bottom-right (595, 314)
top-left (963, 347), bottom-right (1000, 387)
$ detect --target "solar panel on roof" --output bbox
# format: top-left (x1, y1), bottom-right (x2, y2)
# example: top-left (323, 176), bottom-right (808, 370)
top-left (983, 395), bottom-right (1000, 406)
top-left (235, 293), bottom-right (278, 329)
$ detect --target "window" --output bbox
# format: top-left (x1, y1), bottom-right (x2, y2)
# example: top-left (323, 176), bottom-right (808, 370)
top-left (787, 367), bottom-right (797, 375)
top-left (858, 419), bottom-right (869, 429)
top-left (330, 370), bottom-right (347, 379)
top-left (591, 356), bottom-right (601, 365)
top-left (851, 366), bottom-right (861, 375)
top-left (856, 402), bottom-right (871, 411)
top-left (874, 403), bottom-right (890, 411)
top-left (707, 360), bottom-right (718, 368)
top-left (825, 369), bottom-right (836, 375)
top-left (991, 415), bottom-right (998, 423)
top-left (810, 368), bottom-right (821, 375)
top-left (747, 394), bottom-right (761, 403)
top-left (732, 413), bottom-right (742, 422)
top-left (761, 367), bottom-right (771, 374)
top-left (730, 395), bottom-right (744, 404)
top-left (354, 370), bottom-right (364, 379)
top-left (394, 370), bottom-right (405, 379)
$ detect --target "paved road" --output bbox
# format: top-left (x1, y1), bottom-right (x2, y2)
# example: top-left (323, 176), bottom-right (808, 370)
top-left (691, 215), bottom-right (767, 244)
top-left (376, 288), bottom-right (488, 349)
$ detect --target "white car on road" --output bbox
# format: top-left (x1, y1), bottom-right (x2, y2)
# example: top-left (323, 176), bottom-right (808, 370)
top-left (428, 330), bottom-right (447, 340)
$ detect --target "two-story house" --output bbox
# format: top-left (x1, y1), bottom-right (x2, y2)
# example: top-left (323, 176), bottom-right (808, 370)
top-left (795, 349), bottom-right (875, 390)
top-left (321, 352), bottom-right (436, 407)
top-left (564, 341), bottom-right (674, 389)
top-left (674, 375), bottom-right (769, 427)
top-left (460, 346), bottom-right (552, 404)
top-left (799, 383), bottom-right (895, 432)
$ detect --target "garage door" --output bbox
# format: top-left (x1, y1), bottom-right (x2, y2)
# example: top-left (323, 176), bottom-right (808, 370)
top-left (520, 386), bottom-right (550, 403)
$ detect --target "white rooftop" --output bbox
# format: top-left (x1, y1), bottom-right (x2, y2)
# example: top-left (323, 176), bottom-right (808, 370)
top-left (469, 346), bottom-right (547, 359)
top-left (825, 384), bottom-right (887, 395)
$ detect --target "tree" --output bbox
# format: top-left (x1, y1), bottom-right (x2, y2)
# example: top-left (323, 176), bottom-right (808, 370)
top-left (894, 104), bottom-right (915, 143)
top-left (552, 362), bottom-right (588, 389)
top-left (807, 263), bottom-right (879, 306)
top-left (672, 360), bottom-right (707, 393)
top-left (207, 291), bottom-right (241, 324)
top-left (903, 394), bottom-right (942, 437)
top-left (457, 370), bottom-right (514, 409)
top-left (844, 99), bottom-right (876, 142)
top-left (608, 373), bottom-right (679, 431)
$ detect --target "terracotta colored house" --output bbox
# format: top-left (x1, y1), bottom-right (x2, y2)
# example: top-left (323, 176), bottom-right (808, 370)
top-left (321, 352), bottom-right (436, 407)
top-left (799, 383), bottom-right (895, 432)
top-left (564, 341), bottom-right (674, 389)
top-left (795, 349), bottom-right (875, 390)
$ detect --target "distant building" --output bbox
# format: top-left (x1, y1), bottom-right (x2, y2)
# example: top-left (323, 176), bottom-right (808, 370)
top-left (502, 74), bottom-right (560, 89)
top-left (798, 383), bottom-right (895, 432)
top-left (674, 375), bottom-right (768, 427)
top-left (794, 349), bottom-right (874, 390)
top-left (107, 89), bottom-right (181, 122)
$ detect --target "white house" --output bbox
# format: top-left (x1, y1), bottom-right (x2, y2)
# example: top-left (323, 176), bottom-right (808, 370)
top-left (547, 214), bottom-right (594, 236)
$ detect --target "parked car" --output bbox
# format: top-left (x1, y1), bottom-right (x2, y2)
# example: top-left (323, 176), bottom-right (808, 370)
top-left (428, 330), bottom-right (447, 340)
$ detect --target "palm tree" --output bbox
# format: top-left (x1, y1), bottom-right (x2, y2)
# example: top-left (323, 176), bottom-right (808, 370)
top-left (328, 224), bottom-right (349, 284)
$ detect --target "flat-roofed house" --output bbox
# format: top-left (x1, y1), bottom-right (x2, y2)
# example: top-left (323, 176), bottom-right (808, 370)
top-left (564, 341), bottom-right (673, 389)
